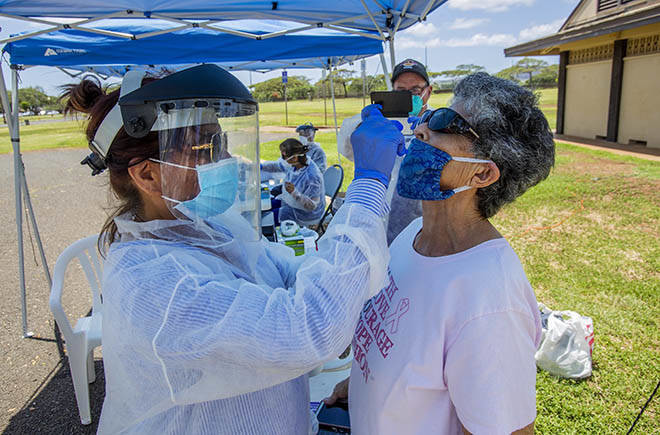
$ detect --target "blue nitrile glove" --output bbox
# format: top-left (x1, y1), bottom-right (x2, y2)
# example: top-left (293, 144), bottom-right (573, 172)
top-left (407, 115), bottom-right (422, 132)
top-left (350, 104), bottom-right (405, 187)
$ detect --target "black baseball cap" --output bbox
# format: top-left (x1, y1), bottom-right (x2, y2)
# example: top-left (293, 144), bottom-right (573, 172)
top-left (391, 59), bottom-right (429, 85)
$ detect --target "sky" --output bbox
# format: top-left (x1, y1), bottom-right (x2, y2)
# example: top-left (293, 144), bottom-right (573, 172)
top-left (0, 0), bottom-right (580, 96)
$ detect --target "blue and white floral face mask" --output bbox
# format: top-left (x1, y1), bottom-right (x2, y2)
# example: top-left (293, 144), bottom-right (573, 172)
top-left (396, 138), bottom-right (493, 201)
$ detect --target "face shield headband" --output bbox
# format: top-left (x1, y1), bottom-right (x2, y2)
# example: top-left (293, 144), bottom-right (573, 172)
top-left (82, 70), bottom-right (147, 175)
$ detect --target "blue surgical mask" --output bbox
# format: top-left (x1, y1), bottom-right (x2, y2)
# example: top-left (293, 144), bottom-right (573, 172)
top-left (396, 138), bottom-right (492, 201)
top-left (153, 157), bottom-right (239, 218)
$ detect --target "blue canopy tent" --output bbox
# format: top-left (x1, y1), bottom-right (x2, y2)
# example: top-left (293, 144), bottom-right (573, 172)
top-left (0, 1), bottom-right (449, 84)
top-left (0, 19), bottom-right (385, 338)
top-left (3, 20), bottom-right (384, 72)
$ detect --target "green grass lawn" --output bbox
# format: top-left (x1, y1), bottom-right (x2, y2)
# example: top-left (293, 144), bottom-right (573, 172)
top-left (0, 88), bottom-right (559, 154)
top-left (0, 117), bottom-right (87, 153)
top-left (257, 88), bottom-right (555, 128)
top-left (2, 87), bottom-right (658, 432)
top-left (493, 143), bottom-right (659, 433)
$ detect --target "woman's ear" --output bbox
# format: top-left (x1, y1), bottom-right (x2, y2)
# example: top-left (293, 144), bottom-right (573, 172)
top-left (127, 159), bottom-right (162, 195)
top-left (470, 162), bottom-right (500, 188)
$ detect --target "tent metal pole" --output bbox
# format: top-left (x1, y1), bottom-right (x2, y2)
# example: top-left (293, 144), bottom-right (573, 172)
top-left (321, 69), bottom-right (328, 127)
top-left (393, 0), bottom-right (413, 34)
top-left (389, 30), bottom-right (396, 71)
top-left (324, 24), bottom-right (384, 40)
top-left (328, 68), bottom-right (341, 164)
top-left (361, 59), bottom-right (367, 107)
top-left (359, 0), bottom-right (388, 42)
top-left (380, 52), bottom-right (392, 90)
top-left (421, 0), bottom-right (439, 21)
top-left (5, 66), bottom-right (31, 338)
top-left (21, 171), bottom-right (52, 289)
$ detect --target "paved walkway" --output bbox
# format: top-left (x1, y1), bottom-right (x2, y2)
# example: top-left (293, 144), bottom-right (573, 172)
top-left (555, 134), bottom-right (660, 161)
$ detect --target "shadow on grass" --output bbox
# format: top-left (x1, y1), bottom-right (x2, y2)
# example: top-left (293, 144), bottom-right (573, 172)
top-left (3, 359), bottom-right (105, 435)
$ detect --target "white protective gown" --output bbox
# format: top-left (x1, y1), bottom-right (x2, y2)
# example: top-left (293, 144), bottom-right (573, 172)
top-left (97, 195), bottom-right (388, 434)
top-left (306, 141), bottom-right (327, 174)
top-left (263, 160), bottom-right (326, 226)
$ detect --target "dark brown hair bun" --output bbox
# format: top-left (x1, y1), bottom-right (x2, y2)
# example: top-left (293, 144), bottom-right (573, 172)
top-left (60, 76), bottom-right (105, 115)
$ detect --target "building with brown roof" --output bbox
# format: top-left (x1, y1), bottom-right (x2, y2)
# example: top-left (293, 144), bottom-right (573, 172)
top-left (505, 0), bottom-right (660, 149)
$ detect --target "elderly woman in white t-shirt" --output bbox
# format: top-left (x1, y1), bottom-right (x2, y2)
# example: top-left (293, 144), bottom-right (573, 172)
top-left (325, 73), bottom-right (555, 435)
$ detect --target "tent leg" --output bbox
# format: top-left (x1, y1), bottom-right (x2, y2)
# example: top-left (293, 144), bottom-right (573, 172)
top-left (380, 52), bottom-right (392, 91)
top-left (321, 69), bottom-right (328, 126)
top-left (361, 59), bottom-right (367, 108)
top-left (388, 31), bottom-right (396, 71)
top-left (4, 67), bottom-right (32, 338)
top-left (328, 69), bottom-right (341, 164)
top-left (21, 170), bottom-right (52, 287)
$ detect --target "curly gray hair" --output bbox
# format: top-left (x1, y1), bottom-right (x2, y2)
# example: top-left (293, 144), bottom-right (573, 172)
top-left (452, 72), bottom-right (555, 218)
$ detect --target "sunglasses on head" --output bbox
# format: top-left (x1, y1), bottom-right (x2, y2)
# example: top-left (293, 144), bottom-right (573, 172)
top-left (420, 108), bottom-right (480, 141)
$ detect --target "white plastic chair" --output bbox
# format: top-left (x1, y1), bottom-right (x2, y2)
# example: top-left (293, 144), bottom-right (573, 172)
top-left (315, 164), bottom-right (344, 235)
top-left (49, 235), bottom-right (103, 425)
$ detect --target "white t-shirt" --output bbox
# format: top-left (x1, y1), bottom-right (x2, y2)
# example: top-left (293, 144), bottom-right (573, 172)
top-left (349, 217), bottom-right (541, 435)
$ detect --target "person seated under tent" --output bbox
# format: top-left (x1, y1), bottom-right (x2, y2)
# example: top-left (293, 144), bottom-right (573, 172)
top-left (262, 138), bottom-right (325, 227)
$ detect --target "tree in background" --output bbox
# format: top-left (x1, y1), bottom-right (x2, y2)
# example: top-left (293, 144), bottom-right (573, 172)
top-left (347, 74), bottom-right (387, 96)
top-left (1, 87), bottom-right (63, 116)
top-left (531, 64), bottom-right (559, 87)
top-left (314, 68), bottom-right (355, 98)
top-left (495, 57), bottom-right (555, 88)
top-left (249, 76), bottom-right (314, 102)
top-left (429, 64), bottom-right (485, 90)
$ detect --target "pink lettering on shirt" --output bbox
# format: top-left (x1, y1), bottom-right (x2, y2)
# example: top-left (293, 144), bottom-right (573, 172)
top-left (373, 291), bottom-right (390, 318)
top-left (353, 269), bottom-right (410, 382)
top-left (376, 329), bottom-right (395, 358)
top-left (384, 273), bottom-right (399, 300)
top-left (365, 304), bottom-right (380, 333)
top-left (354, 318), bottom-right (374, 350)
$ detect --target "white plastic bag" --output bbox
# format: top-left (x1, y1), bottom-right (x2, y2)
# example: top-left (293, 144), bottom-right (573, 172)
top-left (535, 303), bottom-right (594, 379)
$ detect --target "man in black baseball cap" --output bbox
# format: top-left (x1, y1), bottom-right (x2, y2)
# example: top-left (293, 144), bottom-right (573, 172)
top-left (384, 59), bottom-right (432, 243)
top-left (391, 59), bottom-right (432, 118)
top-left (338, 58), bottom-right (432, 244)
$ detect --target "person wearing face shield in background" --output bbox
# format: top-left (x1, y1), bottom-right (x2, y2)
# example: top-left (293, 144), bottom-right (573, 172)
top-left (262, 138), bottom-right (325, 227)
top-left (338, 59), bottom-right (433, 245)
top-left (296, 122), bottom-right (327, 174)
top-left (65, 64), bottom-right (404, 434)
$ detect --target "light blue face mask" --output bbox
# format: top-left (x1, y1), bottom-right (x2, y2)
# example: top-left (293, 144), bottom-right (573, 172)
top-left (409, 95), bottom-right (424, 117)
top-left (397, 138), bottom-right (493, 201)
top-left (152, 157), bottom-right (239, 219)
top-left (408, 88), bottom-right (429, 117)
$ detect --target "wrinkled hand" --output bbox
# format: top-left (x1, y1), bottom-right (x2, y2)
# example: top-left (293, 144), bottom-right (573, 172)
top-left (323, 377), bottom-right (349, 406)
top-left (350, 104), bottom-right (405, 187)
top-left (284, 182), bottom-right (295, 194)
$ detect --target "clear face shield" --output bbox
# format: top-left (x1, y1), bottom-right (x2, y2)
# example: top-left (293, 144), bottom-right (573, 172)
top-left (153, 99), bottom-right (261, 239)
top-left (296, 126), bottom-right (316, 144)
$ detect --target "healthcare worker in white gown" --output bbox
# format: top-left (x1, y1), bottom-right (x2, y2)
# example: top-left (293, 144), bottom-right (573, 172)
top-left (63, 64), bottom-right (404, 434)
